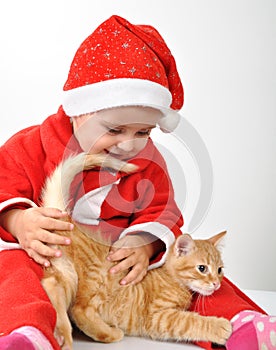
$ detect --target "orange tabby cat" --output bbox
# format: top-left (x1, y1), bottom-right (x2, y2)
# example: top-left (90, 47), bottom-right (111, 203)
top-left (41, 153), bottom-right (232, 350)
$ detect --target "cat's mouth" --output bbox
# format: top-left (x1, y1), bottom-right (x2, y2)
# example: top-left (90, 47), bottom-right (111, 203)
top-left (189, 285), bottom-right (218, 296)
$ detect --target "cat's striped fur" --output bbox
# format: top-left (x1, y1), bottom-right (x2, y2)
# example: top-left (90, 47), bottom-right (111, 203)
top-left (41, 152), bottom-right (232, 350)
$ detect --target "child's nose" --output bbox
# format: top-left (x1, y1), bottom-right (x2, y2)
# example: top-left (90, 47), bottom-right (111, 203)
top-left (117, 139), bottom-right (135, 152)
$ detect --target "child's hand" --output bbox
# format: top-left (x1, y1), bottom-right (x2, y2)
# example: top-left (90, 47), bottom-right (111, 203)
top-left (107, 234), bottom-right (156, 285)
top-left (1, 207), bottom-right (73, 267)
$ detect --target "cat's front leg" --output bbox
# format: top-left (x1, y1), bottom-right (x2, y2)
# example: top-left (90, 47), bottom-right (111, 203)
top-left (145, 308), bottom-right (232, 345)
top-left (200, 315), bottom-right (232, 345)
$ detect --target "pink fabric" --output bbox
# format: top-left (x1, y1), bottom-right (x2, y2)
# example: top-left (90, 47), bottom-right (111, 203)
top-left (227, 310), bottom-right (276, 350)
top-left (0, 332), bottom-right (35, 350)
top-left (226, 322), bottom-right (258, 350)
top-left (13, 326), bottom-right (54, 350)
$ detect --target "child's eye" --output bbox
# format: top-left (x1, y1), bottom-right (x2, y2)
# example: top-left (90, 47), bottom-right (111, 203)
top-left (107, 128), bottom-right (122, 135)
top-left (136, 130), bottom-right (151, 137)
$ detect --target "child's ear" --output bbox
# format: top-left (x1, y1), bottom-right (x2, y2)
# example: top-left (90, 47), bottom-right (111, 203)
top-left (207, 231), bottom-right (227, 249)
top-left (174, 234), bottom-right (195, 257)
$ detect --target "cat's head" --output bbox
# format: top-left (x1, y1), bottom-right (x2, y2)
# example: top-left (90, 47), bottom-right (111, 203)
top-left (167, 231), bottom-right (226, 296)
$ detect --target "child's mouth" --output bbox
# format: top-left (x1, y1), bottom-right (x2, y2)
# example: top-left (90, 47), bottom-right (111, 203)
top-left (104, 150), bottom-right (131, 161)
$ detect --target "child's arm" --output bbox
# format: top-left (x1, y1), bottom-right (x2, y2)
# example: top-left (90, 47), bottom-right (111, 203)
top-left (0, 207), bottom-right (73, 267)
top-left (107, 233), bottom-right (165, 285)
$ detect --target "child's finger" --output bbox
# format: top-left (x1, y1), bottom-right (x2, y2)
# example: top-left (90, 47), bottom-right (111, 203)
top-left (109, 252), bottom-right (135, 274)
top-left (41, 217), bottom-right (74, 232)
top-left (38, 230), bottom-right (71, 246)
top-left (107, 247), bottom-right (132, 262)
top-left (40, 207), bottom-right (69, 218)
top-left (29, 239), bottom-right (63, 258)
top-left (119, 263), bottom-right (147, 286)
top-left (25, 247), bottom-right (51, 267)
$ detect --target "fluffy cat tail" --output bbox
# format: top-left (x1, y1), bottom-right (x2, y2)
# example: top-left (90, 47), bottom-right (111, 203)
top-left (41, 152), bottom-right (137, 212)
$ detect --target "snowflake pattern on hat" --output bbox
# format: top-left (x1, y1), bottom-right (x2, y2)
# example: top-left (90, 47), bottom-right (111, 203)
top-left (62, 15), bottom-right (184, 131)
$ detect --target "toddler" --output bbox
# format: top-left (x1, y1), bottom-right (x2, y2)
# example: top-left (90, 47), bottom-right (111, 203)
top-left (0, 15), bottom-right (275, 350)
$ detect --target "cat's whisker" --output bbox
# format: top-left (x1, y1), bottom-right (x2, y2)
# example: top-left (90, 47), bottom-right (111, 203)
top-left (192, 292), bottom-right (202, 313)
top-left (199, 296), bottom-right (206, 315)
top-left (201, 296), bottom-right (208, 316)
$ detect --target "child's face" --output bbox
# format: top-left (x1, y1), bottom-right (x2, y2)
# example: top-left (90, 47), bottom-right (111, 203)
top-left (72, 106), bottom-right (163, 160)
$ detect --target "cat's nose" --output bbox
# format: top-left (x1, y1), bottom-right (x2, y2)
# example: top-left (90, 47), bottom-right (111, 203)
top-left (213, 281), bottom-right (220, 290)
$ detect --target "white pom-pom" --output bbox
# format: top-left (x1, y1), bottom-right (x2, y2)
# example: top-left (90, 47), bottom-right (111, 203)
top-left (158, 110), bottom-right (181, 133)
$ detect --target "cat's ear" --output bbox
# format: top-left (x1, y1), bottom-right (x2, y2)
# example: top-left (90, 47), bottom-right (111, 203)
top-left (174, 234), bottom-right (195, 257)
top-left (208, 231), bottom-right (227, 248)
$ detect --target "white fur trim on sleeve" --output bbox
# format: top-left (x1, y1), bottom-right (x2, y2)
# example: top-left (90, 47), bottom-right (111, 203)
top-left (0, 197), bottom-right (38, 213)
top-left (119, 222), bottom-right (175, 269)
top-left (0, 238), bottom-right (21, 252)
top-left (0, 198), bottom-right (37, 252)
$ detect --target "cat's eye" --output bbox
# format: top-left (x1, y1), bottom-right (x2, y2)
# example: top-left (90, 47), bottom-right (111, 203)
top-left (218, 267), bottom-right (223, 274)
top-left (197, 265), bottom-right (208, 274)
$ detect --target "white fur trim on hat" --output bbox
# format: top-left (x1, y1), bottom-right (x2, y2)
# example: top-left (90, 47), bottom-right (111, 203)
top-left (62, 78), bottom-right (171, 115)
top-left (62, 78), bottom-right (180, 132)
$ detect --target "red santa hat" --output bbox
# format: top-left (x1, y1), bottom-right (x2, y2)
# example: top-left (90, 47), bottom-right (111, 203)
top-left (62, 15), bottom-right (184, 132)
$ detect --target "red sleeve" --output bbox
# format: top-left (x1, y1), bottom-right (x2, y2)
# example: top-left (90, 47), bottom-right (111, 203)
top-left (0, 148), bottom-right (30, 200)
top-left (0, 129), bottom-right (44, 240)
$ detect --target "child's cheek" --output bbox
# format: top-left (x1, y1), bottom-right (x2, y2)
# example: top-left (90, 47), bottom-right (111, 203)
top-left (74, 125), bottom-right (107, 153)
top-left (133, 138), bottom-right (148, 152)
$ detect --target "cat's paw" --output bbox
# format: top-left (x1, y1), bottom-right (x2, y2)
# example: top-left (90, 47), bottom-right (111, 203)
top-left (95, 327), bottom-right (124, 343)
top-left (54, 330), bottom-right (64, 346)
top-left (212, 317), bottom-right (232, 345)
top-left (54, 328), bottom-right (72, 350)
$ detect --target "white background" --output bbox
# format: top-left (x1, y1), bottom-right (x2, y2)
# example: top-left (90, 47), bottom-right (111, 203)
top-left (0, 0), bottom-right (275, 291)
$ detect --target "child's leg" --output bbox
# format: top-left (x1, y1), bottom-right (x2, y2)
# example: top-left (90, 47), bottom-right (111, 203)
top-left (0, 250), bottom-right (60, 350)
top-left (226, 310), bottom-right (276, 350)
top-left (0, 327), bottom-right (53, 350)
top-left (0, 332), bottom-right (36, 350)
top-left (189, 277), bottom-right (268, 350)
